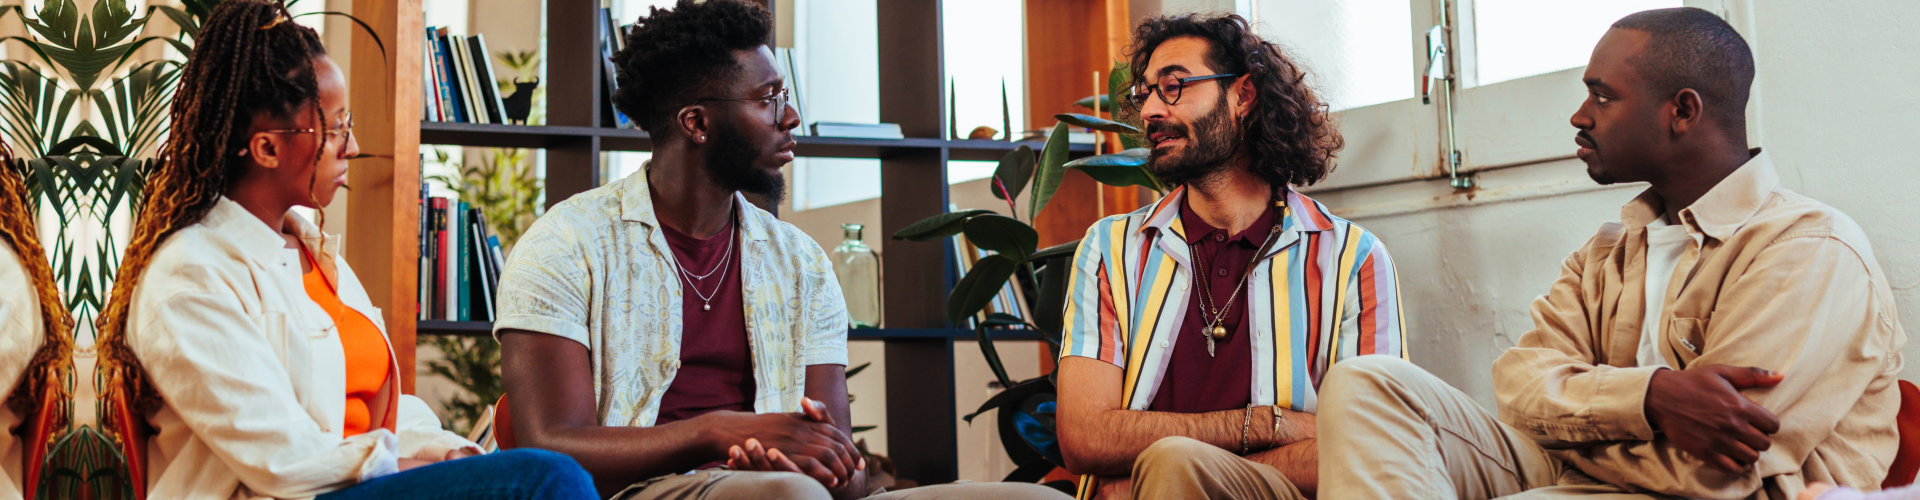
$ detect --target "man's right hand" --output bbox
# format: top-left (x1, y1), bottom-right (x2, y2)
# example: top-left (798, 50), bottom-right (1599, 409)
top-left (1644, 365), bottom-right (1784, 472)
top-left (698, 407), bottom-right (860, 487)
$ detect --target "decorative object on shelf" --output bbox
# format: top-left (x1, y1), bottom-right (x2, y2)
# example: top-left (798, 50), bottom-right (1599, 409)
top-left (501, 78), bottom-right (540, 125)
top-left (892, 61), bottom-right (1158, 482)
top-left (968, 126), bottom-right (999, 140)
top-left (495, 49), bottom-right (543, 126)
top-left (832, 224), bottom-right (882, 329)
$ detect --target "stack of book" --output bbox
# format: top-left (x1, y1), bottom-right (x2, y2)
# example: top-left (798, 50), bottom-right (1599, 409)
top-left (423, 27), bottom-right (509, 125)
top-left (417, 192), bottom-right (507, 322)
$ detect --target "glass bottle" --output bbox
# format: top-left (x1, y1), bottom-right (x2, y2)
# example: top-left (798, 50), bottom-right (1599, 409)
top-left (832, 223), bottom-right (882, 328)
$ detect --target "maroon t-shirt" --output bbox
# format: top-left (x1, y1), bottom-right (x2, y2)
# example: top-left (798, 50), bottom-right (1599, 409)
top-left (654, 220), bottom-right (756, 425)
top-left (1146, 198), bottom-right (1276, 413)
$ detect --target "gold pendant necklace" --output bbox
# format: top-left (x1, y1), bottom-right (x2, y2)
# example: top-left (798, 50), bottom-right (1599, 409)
top-left (1192, 221), bottom-right (1283, 357)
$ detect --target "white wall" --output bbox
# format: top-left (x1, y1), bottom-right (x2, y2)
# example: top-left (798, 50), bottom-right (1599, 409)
top-left (1307, 0), bottom-right (1920, 406)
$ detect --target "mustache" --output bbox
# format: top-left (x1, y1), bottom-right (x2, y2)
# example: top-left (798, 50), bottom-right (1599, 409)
top-left (1145, 121), bottom-right (1186, 138)
top-left (1577, 131), bottom-right (1597, 149)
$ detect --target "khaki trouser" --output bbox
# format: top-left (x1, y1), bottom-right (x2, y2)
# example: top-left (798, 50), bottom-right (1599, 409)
top-left (613, 469), bottom-right (1071, 500)
top-left (1114, 436), bottom-right (1305, 500)
top-left (1318, 356), bottom-right (1661, 500)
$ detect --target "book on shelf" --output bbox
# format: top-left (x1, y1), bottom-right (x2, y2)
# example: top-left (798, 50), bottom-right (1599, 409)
top-left (424, 26), bottom-right (510, 125)
top-left (600, 8), bottom-right (635, 129)
top-left (416, 195), bottom-right (509, 323)
top-left (811, 122), bottom-right (904, 139)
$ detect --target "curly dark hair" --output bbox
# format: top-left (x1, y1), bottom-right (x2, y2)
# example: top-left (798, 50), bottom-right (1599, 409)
top-left (610, 0), bottom-right (772, 136)
top-left (1125, 13), bottom-right (1343, 187)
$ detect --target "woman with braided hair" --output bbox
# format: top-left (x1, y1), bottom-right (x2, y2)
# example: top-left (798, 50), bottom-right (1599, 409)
top-left (0, 139), bottom-right (73, 499)
top-left (90, 2), bottom-right (592, 498)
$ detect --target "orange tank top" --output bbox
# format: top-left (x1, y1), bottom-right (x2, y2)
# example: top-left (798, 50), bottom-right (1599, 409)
top-left (300, 248), bottom-right (392, 437)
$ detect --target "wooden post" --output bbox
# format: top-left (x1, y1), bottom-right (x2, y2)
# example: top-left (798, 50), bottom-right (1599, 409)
top-left (876, 0), bottom-right (960, 485)
top-left (346, 0), bottom-right (423, 391)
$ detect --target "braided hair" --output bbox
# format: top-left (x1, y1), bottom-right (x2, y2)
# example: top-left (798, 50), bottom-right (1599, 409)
top-left (95, 0), bottom-right (328, 422)
top-left (0, 141), bottom-right (72, 431)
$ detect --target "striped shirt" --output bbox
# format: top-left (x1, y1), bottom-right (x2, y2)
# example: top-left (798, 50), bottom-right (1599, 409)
top-left (1060, 186), bottom-right (1406, 414)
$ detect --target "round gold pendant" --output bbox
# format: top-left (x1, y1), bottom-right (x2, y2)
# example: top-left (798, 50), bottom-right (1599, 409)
top-left (1210, 326), bottom-right (1228, 339)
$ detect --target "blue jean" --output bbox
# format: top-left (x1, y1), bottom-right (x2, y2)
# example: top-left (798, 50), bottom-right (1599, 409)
top-left (317, 448), bottom-right (598, 500)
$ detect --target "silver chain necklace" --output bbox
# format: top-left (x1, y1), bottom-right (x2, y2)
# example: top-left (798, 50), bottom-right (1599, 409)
top-left (666, 207), bottom-right (737, 311)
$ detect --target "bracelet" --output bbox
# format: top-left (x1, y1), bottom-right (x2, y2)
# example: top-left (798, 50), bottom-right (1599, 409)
top-left (1240, 404), bottom-right (1253, 455)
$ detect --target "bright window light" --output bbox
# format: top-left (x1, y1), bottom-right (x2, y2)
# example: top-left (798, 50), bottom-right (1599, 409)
top-left (1255, 0), bottom-right (1415, 111)
top-left (1470, 0), bottom-right (1684, 86)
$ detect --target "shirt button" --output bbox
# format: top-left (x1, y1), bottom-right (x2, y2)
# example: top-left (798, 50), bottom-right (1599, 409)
top-left (1214, 234), bottom-right (1226, 242)
top-left (1158, 339), bottom-right (1170, 348)
top-left (1217, 268), bottom-right (1229, 277)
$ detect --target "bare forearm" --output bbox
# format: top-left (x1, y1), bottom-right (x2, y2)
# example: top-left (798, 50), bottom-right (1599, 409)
top-left (1247, 439), bottom-right (1317, 497)
top-left (1064, 406), bottom-right (1303, 476)
top-left (520, 415), bottom-right (720, 497)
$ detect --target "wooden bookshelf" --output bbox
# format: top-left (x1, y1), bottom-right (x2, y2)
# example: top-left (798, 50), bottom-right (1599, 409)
top-left (352, 0), bottom-right (1080, 484)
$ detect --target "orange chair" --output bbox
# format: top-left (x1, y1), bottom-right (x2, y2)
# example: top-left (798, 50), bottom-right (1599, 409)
top-left (495, 395), bottom-right (518, 450)
top-left (1884, 380), bottom-right (1920, 489)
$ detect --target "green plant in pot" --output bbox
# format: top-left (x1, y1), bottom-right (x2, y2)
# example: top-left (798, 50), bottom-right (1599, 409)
top-left (891, 62), bottom-right (1163, 483)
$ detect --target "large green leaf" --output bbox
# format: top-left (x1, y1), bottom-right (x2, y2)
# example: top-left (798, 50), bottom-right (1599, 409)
top-left (961, 214), bottom-right (1038, 261)
top-left (975, 313), bottom-right (1026, 388)
top-left (1072, 94), bottom-right (1112, 111)
top-left (989, 145), bottom-right (1034, 202)
top-left (891, 209), bottom-right (993, 241)
top-left (1027, 122), bottom-right (1071, 219)
top-left (946, 254), bottom-right (1019, 327)
top-left (1054, 113), bottom-right (1141, 135)
top-left (1030, 249), bottom-right (1074, 343)
top-left (1066, 148), bottom-right (1162, 191)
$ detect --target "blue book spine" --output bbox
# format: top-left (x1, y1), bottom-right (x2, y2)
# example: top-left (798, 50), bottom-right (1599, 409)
top-left (432, 29), bottom-right (468, 123)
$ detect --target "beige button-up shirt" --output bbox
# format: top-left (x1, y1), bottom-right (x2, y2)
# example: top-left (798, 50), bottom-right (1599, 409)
top-left (494, 167), bottom-right (848, 429)
top-left (0, 241), bottom-right (43, 500)
top-left (128, 198), bottom-right (477, 500)
top-left (1493, 151), bottom-right (1907, 499)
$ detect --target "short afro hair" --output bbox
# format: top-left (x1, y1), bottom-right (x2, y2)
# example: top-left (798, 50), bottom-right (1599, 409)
top-left (610, 0), bottom-right (772, 136)
top-left (1611, 7), bottom-right (1755, 130)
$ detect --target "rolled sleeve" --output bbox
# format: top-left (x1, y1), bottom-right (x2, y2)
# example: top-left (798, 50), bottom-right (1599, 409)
top-left (396, 395), bottom-right (482, 461)
top-left (493, 218), bottom-right (594, 348)
top-left (1495, 231), bottom-right (1660, 445)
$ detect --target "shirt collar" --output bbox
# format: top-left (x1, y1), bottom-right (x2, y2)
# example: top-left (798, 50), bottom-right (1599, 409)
top-left (1178, 191), bottom-right (1279, 246)
top-left (1143, 184), bottom-right (1333, 239)
top-left (1619, 148), bottom-right (1776, 241)
top-left (202, 196), bottom-right (336, 256)
top-left (618, 161), bottom-right (770, 241)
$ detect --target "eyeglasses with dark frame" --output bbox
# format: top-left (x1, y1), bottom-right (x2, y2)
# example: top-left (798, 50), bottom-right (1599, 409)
top-left (1125, 73), bottom-right (1242, 110)
top-left (693, 87), bottom-right (791, 123)
top-left (260, 111), bottom-right (355, 149)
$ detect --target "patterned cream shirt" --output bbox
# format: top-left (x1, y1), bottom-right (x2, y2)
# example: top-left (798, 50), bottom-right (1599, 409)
top-left (494, 166), bottom-right (849, 428)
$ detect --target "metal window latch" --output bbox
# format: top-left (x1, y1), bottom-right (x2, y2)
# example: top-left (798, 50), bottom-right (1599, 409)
top-left (1421, 22), bottom-right (1474, 189)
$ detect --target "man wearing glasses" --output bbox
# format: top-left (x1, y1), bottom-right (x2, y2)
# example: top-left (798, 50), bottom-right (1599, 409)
top-left (1053, 12), bottom-right (1405, 500)
top-left (492, 1), bottom-right (1065, 499)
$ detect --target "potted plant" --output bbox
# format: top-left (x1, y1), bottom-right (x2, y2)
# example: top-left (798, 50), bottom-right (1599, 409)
top-left (891, 62), bottom-right (1162, 483)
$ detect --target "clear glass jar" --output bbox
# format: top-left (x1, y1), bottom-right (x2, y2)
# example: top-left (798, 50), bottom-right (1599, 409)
top-left (832, 223), bottom-right (882, 328)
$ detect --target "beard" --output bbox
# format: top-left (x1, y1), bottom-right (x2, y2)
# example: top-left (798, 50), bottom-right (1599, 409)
top-left (704, 120), bottom-right (787, 204)
top-left (1147, 92), bottom-right (1239, 188)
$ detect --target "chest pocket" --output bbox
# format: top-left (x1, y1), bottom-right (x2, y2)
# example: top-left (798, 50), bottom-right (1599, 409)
top-left (272, 305), bottom-right (340, 430)
top-left (1667, 317), bottom-right (1708, 367)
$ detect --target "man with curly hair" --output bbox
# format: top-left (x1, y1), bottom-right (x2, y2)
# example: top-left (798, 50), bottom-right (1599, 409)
top-left (1053, 12), bottom-right (1405, 500)
top-left (494, 1), bottom-right (1067, 499)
